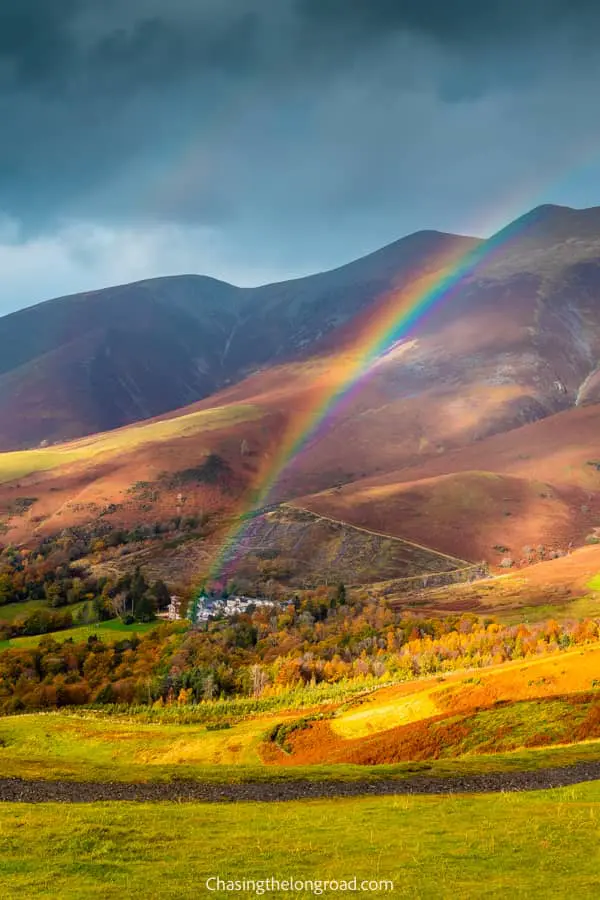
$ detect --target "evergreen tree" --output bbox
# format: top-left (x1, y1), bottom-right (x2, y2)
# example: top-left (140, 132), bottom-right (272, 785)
top-left (126, 567), bottom-right (148, 615)
top-left (134, 591), bottom-right (156, 623)
top-left (151, 579), bottom-right (171, 611)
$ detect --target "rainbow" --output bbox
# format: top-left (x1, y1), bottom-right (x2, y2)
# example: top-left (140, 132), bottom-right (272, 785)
top-left (201, 210), bottom-right (537, 589)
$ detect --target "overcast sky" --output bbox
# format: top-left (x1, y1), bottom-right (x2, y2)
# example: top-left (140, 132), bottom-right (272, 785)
top-left (2, 0), bottom-right (600, 313)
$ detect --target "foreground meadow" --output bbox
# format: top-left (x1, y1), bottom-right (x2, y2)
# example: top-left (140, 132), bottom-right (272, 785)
top-left (0, 784), bottom-right (600, 899)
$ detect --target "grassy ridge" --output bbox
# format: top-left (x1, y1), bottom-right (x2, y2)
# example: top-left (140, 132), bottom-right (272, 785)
top-left (0, 403), bottom-right (259, 483)
top-left (1, 784), bottom-right (600, 898)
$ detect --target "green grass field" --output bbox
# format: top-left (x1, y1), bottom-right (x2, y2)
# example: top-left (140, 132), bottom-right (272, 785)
top-left (0, 598), bottom-right (88, 624)
top-left (1, 784), bottom-right (600, 898)
top-left (496, 595), bottom-right (600, 625)
top-left (1, 675), bottom-right (600, 898)
top-left (0, 619), bottom-right (159, 649)
top-left (0, 403), bottom-right (259, 484)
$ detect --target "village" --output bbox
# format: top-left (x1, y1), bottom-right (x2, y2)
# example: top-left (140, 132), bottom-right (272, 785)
top-left (165, 591), bottom-right (277, 625)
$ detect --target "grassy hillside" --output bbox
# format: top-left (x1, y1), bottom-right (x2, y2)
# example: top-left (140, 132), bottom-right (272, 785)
top-left (331, 645), bottom-right (600, 740)
top-left (0, 326), bottom-right (598, 594)
top-left (380, 545), bottom-right (600, 620)
top-left (299, 463), bottom-right (600, 566)
top-left (0, 598), bottom-right (87, 624)
top-left (0, 619), bottom-right (158, 650)
top-left (0, 402), bottom-right (258, 484)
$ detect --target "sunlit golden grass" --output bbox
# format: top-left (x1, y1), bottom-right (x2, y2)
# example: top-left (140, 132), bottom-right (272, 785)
top-left (331, 690), bottom-right (439, 739)
top-left (0, 403), bottom-right (260, 483)
top-left (332, 642), bottom-right (600, 740)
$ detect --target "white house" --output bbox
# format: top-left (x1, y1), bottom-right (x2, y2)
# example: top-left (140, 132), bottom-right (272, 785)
top-left (166, 595), bottom-right (182, 621)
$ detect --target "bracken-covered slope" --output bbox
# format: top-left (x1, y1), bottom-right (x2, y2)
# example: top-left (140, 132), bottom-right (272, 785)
top-left (0, 230), bottom-right (474, 449)
top-left (295, 402), bottom-right (600, 564)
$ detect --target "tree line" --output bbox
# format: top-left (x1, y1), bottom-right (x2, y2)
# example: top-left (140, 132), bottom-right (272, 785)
top-left (0, 580), bottom-right (597, 713)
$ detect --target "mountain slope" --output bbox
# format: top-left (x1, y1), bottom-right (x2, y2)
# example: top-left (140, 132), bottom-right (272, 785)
top-left (4, 203), bottom-right (600, 453)
top-left (0, 231), bottom-right (476, 449)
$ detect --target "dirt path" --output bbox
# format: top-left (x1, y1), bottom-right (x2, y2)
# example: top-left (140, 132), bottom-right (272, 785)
top-left (2, 761), bottom-right (600, 803)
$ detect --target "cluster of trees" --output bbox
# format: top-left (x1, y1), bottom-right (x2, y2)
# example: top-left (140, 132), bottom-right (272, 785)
top-left (0, 578), bottom-right (599, 712)
top-left (0, 544), bottom-right (171, 637)
top-left (111, 569), bottom-right (171, 623)
top-left (0, 549), bottom-right (92, 608)
top-left (28, 514), bottom-right (212, 565)
top-left (0, 628), bottom-right (177, 711)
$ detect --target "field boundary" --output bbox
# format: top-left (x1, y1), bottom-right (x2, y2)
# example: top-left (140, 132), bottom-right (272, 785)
top-left (372, 563), bottom-right (490, 595)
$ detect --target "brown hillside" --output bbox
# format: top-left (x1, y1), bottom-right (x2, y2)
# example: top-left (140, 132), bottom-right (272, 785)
top-left (0, 231), bottom-right (475, 449)
top-left (295, 469), bottom-right (599, 564)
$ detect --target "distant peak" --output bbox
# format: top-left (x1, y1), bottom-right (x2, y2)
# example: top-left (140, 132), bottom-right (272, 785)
top-left (517, 204), bottom-right (576, 226)
top-left (528, 203), bottom-right (574, 215)
top-left (495, 202), bottom-right (600, 242)
top-left (520, 202), bottom-right (600, 225)
top-left (394, 227), bottom-right (479, 243)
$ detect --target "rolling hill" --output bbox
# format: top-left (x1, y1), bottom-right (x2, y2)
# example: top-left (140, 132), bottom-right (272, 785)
top-left (296, 402), bottom-right (600, 564)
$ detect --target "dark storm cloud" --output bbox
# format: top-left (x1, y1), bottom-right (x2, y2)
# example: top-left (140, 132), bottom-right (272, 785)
top-left (0, 1), bottom-right (259, 89)
top-left (296, 0), bottom-right (600, 43)
top-left (0, 0), bottom-right (597, 210)
top-left (2, 0), bottom-right (600, 311)
top-left (3, 0), bottom-right (598, 90)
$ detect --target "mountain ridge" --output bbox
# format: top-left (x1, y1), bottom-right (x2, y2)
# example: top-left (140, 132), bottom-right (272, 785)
top-left (0, 229), bottom-right (477, 449)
